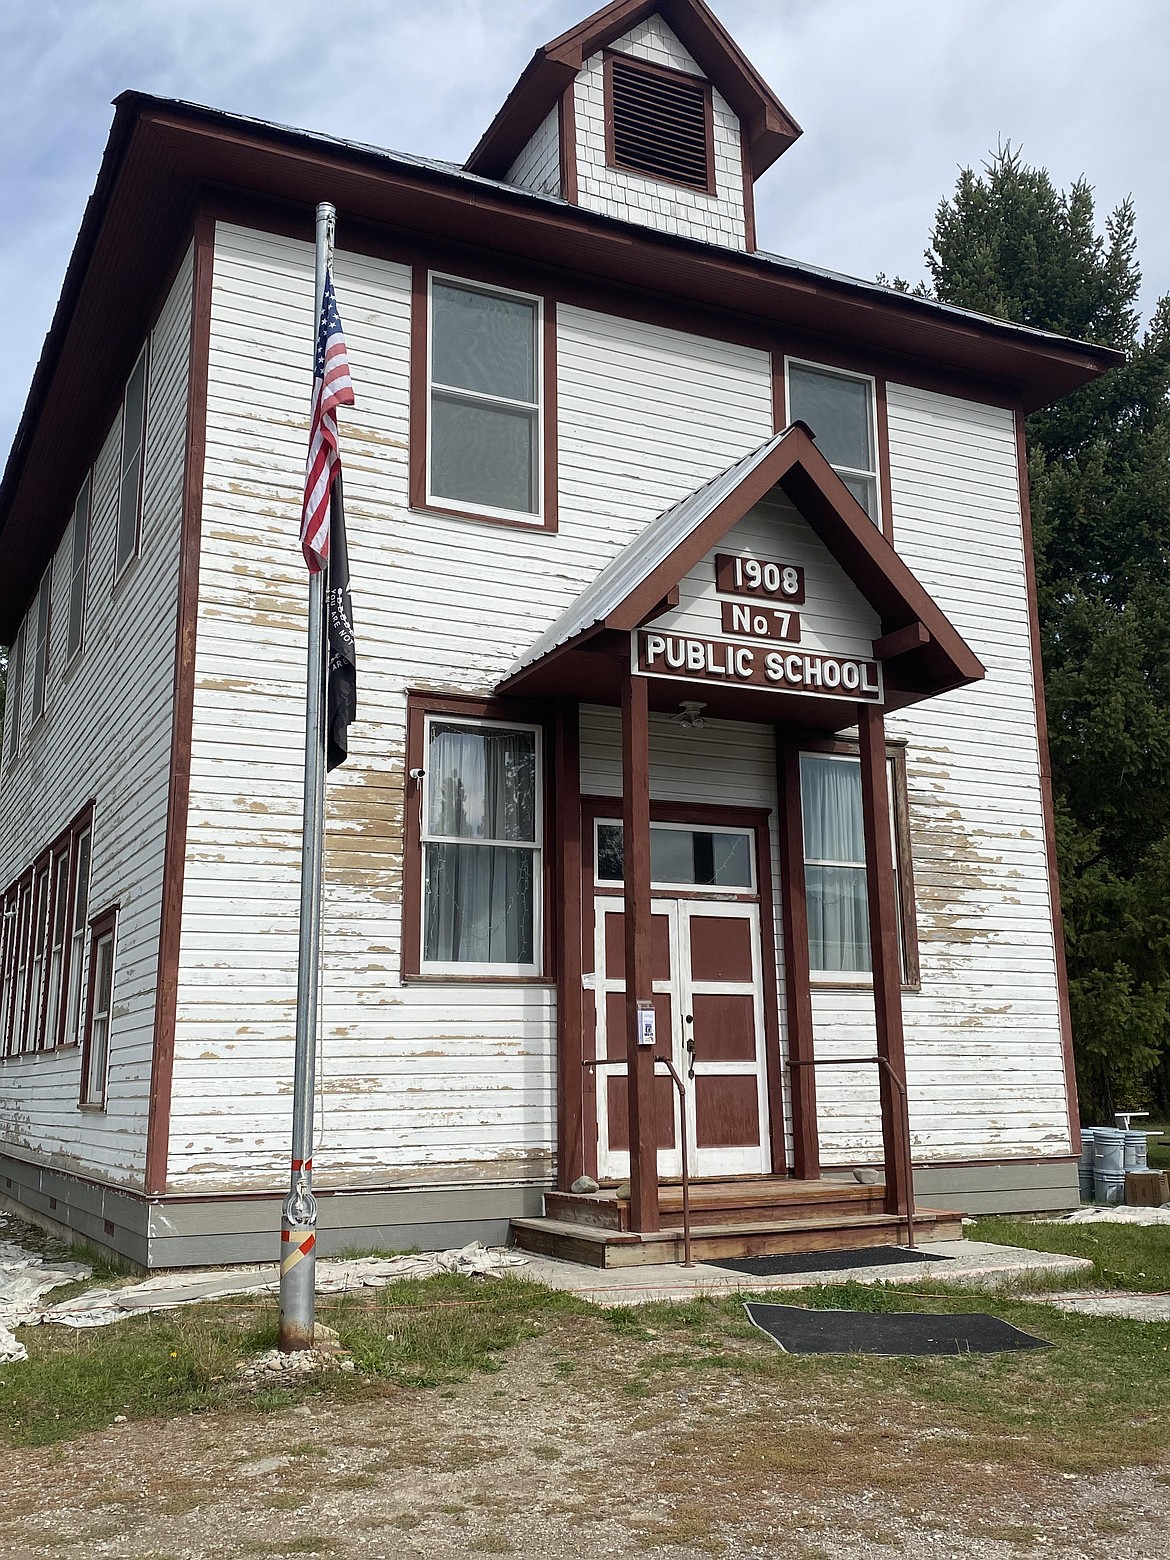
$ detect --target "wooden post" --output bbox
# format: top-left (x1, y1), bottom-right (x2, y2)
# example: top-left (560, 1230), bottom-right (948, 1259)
top-left (621, 666), bottom-right (659, 1232)
top-left (554, 699), bottom-right (584, 1190)
top-left (857, 703), bottom-right (911, 1216)
top-left (775, 733), bottom-right (819, 1180)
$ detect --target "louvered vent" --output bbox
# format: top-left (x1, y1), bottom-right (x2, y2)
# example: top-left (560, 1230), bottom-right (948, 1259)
top-left (610, 55), bottom-right (711, 191)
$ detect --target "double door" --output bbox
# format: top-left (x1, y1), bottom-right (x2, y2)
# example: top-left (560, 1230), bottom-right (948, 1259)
top-left (593, 895), bottom-right (770, 1181)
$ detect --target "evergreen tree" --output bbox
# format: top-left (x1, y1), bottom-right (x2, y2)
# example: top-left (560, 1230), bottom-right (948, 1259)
top-left (922, 147), bottom-right (1170, 1120)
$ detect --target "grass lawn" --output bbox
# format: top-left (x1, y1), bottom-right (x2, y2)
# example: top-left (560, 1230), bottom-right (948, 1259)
top-left (971, 1214), bottom-right (1170, 1292)
top-left (2, 1252), bottom-right (1169, 1480)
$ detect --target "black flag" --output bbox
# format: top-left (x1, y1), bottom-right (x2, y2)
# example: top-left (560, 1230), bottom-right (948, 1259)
top-left (326, 473), bottom-right (356, 770)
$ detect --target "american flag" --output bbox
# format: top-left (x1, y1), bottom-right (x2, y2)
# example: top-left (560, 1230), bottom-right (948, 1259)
top-left (300, 270), bottom-right (354, 572)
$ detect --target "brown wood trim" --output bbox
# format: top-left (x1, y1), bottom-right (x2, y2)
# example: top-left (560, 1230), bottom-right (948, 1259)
top-left (874, 377), bottom-right (895, 543)
top-left (890, 745), bottom-right (921, 990)
top-left (776, 734), bottom-right (818, 1177)
top-left (753, 809), bottom-right (786, 1175)
top-left (583, 796), bottom-right (772, 831)
top-left (110, 338), bottom-right (152, 590)
top-left (771, 350), bottom-right (786, 434)
top-left (602, 50), bottom-right (718, 200)
top-left (557, 85), bottom-right (578, 204)
top-left (740, 135), bottom-right (757, 253)
top-left (401, 690), bottom-right (555, 982)
top-left (858, 703), bottom-right (910, 1216)
top-left (874, 622), bottom-right (930, 660)
top-left (1016, 410), bottom-right (1080, 1152)
top-left (79, 906), bottom-right (118, 1111)
top-left (409, 264), bottom-right (557, 534)
top-left (144, 213), bottom-right (214, 1197)
top-left (554, 698), bottom-right (584, 1190)
top-left (620, 665), bottom-right (659, 1231)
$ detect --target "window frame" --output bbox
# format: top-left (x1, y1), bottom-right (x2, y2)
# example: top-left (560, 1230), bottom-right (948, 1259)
top-left (4, 619), bottom-right (26, 767)
top-left (80, 907), bottom-right (117, 1110)
top-left (29, 566), bottom-right (52, 725)
top-left (602, 49), bottom-right (717, 198)
top-left (592, 817), bottom-right (758, 897)
top-left (784, 357), bottom-right (884, 531)
top-left (113, 342), bottom-right (150, 583)
top-left (65, 470), bottom-right (93, 664)
top-left (402, 692), bottom-right (554, 983)
top-left (796, 740), bottom-right (919, 990)
top-left (410, 266), bottom-right (558, 533)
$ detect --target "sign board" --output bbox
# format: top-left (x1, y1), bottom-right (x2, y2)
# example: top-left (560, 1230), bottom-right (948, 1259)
top-left (719, 600), bottom-right (801, 643)
top-left (635, 631), bottom-right (882, 702)
top-left (715, 553), bottom-right (805, 605)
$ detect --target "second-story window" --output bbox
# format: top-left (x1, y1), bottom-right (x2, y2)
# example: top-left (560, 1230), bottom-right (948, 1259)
top-left (115, 346), bottom-right (149, 577)
top-left (428, 277), bottom-right (541, 522)
top-left (4, 622), bottom-right (26, 766)
top-left (66, 472), bottom-right (92, 661)
top-left (787, 361), bottom-right (881, 526)
top-left (30, 568), bottom-right (52, 723)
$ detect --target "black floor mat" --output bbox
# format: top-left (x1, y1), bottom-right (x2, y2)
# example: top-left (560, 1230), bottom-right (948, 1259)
top-left (744, 1301), bottom-right (1051, 1356)
top-left (704, 1246), bottom-right (952, 1277)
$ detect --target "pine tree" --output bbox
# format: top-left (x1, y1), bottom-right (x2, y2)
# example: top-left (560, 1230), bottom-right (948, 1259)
top-left (923, 146), bottom-right (1170, 1119)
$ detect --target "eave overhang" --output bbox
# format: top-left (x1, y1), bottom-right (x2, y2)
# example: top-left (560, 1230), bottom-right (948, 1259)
top-left (499, 423), bottom-right (985, 729)
top-left (0, 93), bottom-right (1123, 639)
top-left (464, 0), bottom-right (803, 182)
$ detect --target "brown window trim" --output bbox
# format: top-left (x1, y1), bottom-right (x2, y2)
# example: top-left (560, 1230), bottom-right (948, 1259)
top-left (409, 266), bottom-right (558, 534)
top-left (402, 690), bottom-right (556, 984)
top-left (583, 796), bottom-right (768, 903)
top-left (79, 906), bottom-right (118, 1111)
top-left (602, 50), bottom-right (717, 199)
top-left (773, 350), bottom-right (896, 545)
top-left (112, 340), bottom-right (152, 590)
top-left (788, 731), bottom-right (920, 991)
top-left (0, 804), bottom-right (96, 1058)
top-left (29, 566), bottom-right (53, 725)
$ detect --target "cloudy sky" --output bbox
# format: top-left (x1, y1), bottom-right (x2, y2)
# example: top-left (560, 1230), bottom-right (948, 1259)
top-left (2, 0), bottom-right (1167, 459)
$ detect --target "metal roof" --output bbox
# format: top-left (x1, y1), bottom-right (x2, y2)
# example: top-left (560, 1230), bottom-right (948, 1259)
top-left (506, 426), bottom-right (791, 681)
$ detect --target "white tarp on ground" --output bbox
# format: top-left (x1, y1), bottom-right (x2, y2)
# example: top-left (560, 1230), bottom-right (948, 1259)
top-left (0, 1240), bottom-right (524, 1364)
top-left (1046, 1205), bottom-right (1170, 1227)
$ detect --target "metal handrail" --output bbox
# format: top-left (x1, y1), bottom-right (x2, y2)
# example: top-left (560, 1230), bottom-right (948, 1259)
top-left (582, 1053), bottom-right (694, 1267)
top-left (788, 1054), bottom-right (916, 1250)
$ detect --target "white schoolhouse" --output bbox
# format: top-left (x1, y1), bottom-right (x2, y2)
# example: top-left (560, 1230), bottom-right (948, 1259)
top-left (0, 0), bottom-right (1120, 1266)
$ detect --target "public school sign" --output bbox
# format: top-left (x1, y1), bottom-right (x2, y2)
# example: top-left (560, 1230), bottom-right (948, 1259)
top-left (635, 630), bottom-right (883, 702)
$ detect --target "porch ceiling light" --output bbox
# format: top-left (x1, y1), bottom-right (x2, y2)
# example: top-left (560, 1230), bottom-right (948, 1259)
top-left (673, 701), bottom-right (707, 729)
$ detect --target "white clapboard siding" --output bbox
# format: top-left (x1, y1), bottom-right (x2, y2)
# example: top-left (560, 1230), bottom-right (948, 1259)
top-left (806, 384), bottom-right (1070, 1166)
top-left (0, 248), bottom-right (192, 1184)
top-left (506, 107), bottom-right (561, 196)
top-left (574, 14), bottom-right (747, 250)
top-left (165, 221), bottom-right (774, 1193)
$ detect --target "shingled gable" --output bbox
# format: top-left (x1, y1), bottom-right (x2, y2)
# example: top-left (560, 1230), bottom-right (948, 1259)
top-left (499, 422), bottom-right (984, 719)
top-left (464, 0), bottom-right (802, 181)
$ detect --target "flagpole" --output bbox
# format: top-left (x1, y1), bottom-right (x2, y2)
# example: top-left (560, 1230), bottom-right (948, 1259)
top-left (279, 200), bottom-right (334, 1352)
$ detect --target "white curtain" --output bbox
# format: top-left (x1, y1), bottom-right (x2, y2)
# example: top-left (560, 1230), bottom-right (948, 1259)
top-left (801, 756), bottom-right (870, 972)
top-left (424, 724), bottom-right (537, 965)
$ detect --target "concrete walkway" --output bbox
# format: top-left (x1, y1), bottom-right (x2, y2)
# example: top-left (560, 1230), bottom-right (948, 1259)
top-left (513, 1237), bottom-right (1093, 1305)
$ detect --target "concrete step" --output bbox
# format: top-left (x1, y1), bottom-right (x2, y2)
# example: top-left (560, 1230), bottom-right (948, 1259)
top-left (545, 1178), bottom-right (885, 1232)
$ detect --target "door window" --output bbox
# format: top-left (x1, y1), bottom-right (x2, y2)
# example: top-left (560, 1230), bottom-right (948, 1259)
top-left (595, 821), bottom-right (754, 891)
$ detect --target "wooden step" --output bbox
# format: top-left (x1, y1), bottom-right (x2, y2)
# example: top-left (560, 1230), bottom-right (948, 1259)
top-left (544, 1178), bottom-right (886, 1232)
top-left (511, 1207), bottom-right (964, 1269)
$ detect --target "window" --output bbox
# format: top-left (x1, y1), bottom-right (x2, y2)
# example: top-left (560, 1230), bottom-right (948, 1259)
top-left (0, 810), bottom-right (94, 1058)
top-left (64, 828), bottom-right (92, 1046)
top-left (4, 621), bottom-right (25, 765)
top-left (787, 361), bottom-right (881, 525)
top-left (115, 346), bottom-right (149, 576)
top-left (419, 716), bottom-right (542, 973)
top-left (605, 52), bottom-right (714, 194)
top-left (427, 276), bottom-right (541, 521)
top-left (596, 821), bottom-right (754, 891)
top-left (66, 472), bottom-right (92, 661)
top-left (81, 912), bottom-right (117, 1107)
top-left (29, 568), bottom-right (51, 723)
top-left (799, 751), bottom-right (913, 980)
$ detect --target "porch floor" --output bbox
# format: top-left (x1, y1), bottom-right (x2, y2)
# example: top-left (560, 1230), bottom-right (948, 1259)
top-left (511, 1176), bottom-right (965, 1269)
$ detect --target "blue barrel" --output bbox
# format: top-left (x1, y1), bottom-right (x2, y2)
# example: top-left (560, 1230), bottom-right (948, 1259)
top-left (1093, 1128), bottom-right (1126, 1204)
top-left (1079, 1128), bottom-right (1096, 1201)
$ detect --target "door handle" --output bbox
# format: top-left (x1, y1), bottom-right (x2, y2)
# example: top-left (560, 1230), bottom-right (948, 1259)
top-left (684, 1031), bottom-right (696, 1080)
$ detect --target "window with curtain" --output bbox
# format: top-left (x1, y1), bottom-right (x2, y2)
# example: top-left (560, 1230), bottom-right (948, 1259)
top-left (429, 277), bottom-right (540, 519)
top-left (82, 916), bottom-right (116, 1107)
top-left (421, 718), bottom-right (541, 972)
top-left (787, 361), bottom-right (880, 524)
top-left (800, 754), bottom-right (871, 973)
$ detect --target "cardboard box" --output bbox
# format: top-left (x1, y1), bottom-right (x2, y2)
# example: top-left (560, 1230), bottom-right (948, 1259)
top-left (1125, 1170), bottom-right (1169, 1207)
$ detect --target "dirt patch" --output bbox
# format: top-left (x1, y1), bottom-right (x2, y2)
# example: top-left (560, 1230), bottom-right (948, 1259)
top-left (1, 1315), bottom-right (1168, 1559)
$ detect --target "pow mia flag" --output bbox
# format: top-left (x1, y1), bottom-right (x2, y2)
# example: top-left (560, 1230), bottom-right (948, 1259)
top-left (326, 474), bottom-right (356, 771)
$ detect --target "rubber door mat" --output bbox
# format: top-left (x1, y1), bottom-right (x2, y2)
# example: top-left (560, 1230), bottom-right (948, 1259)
top-left (744, 1302), bottom-right (1051, 1355)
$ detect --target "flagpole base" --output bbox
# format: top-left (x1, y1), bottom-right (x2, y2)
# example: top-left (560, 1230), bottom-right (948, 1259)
top-left (278, 1210), bottom-right (317, 1353)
